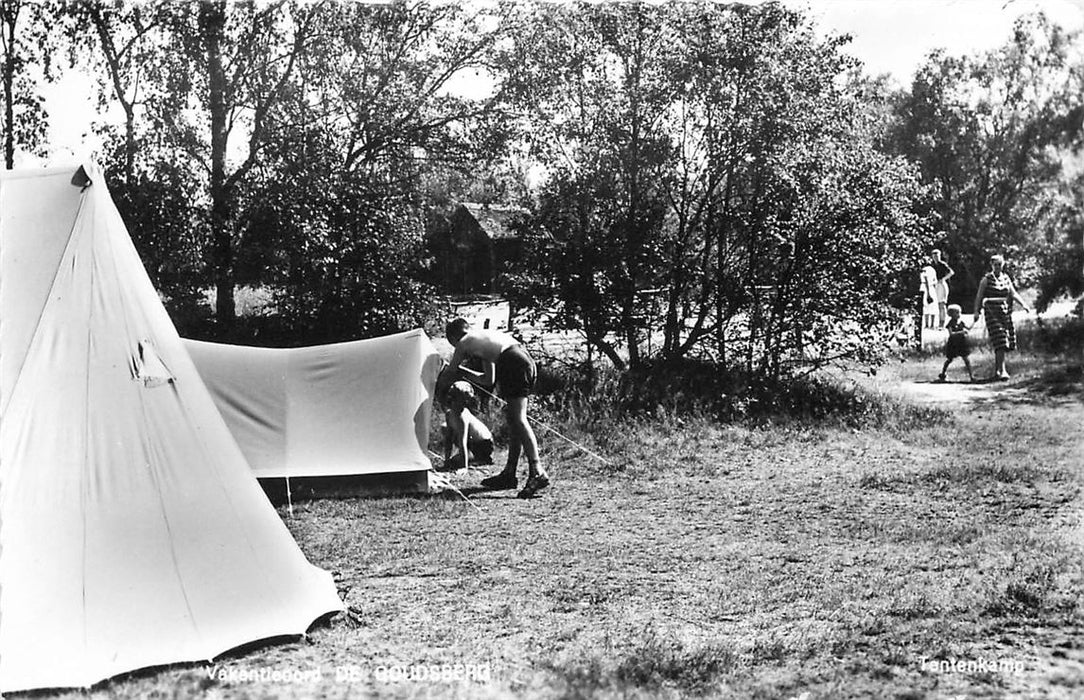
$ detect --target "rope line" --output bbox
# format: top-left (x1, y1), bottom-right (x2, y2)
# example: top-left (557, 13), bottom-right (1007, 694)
top-left (470, 383), bottom-right (613, 467)
top-left (426, 449), bottom-right (482, 512)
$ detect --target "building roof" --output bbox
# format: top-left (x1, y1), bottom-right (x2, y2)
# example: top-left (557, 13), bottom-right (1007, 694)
top-left (460, 202), bottom-right (526, 240)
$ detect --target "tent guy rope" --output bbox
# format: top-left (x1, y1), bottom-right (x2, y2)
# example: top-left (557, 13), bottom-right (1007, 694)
top-left (426, 450), bottom-right (483, 512)
top-left (469, 383), bottom-right (613, 468)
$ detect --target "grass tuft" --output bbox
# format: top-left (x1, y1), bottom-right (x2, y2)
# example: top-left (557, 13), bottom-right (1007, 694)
top-left (550, 631), bottom-right (742, 697)
top-left (614, 633), bottom-right (741, 693)
top-left (986, 560), bottom-right (1068, 617)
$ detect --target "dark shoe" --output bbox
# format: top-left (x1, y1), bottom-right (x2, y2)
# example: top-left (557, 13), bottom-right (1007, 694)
top-left (936, 373), bottom-right (946, 382)
top-left (438, 453), bottom-right (466, 472)
top-left (481, 472), bottom-right (517, 491)
top-left (517, 474), bottom-right (550, 499)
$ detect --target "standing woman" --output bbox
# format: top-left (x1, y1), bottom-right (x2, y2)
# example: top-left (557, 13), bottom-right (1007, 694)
top-left (930, 249), bottom-right (954, 329)
top-left (973, 254), bottom-right (1031, 380)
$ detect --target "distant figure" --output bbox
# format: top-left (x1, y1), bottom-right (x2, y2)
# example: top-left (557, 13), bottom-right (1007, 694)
top-left (930, 249), bottom-right (954, 328)
top-left (895, 313), bottom-right (917, 349)
top-left (442, 380), bottom-right (494, 471)
top-left (937, 304), bottom-right (973, 383)
top-left (442, 317), bottom-right (549, 498)
top-left (973, 254), bottom-right (1031, 380)
top-left (920, 264), bottom-right (939, 330)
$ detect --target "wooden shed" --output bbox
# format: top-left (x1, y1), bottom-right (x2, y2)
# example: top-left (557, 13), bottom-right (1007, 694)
top-left (428, 202), bottom-right (526, 295)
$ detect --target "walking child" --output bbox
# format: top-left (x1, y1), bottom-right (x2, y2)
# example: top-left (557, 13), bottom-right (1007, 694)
top-left (938, 304), bottom-right (973, 382)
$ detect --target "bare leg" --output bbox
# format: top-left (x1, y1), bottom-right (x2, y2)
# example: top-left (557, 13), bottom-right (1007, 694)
top-left (504, 396), bottom-right (543, 478)
top-left (445, 410), bottom-right (464, 459)
top-left (963, 357), bottom-right (973, 381)
top-left (994, 348), bottom-right (1008, 377)
top-left (441, 422), bottom-right (452, 462)
top-left (939, 358), bottom-right (950, 380)
top-left (503, 429), bottom-right (521, 477)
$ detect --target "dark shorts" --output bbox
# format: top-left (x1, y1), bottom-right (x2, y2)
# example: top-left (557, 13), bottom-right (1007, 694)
top-left (944, 333), bottom-right (970, 359)
top-left (495, 344), bottom-right (536, 399)
top-left (469, 437), bottom-right (494, 463)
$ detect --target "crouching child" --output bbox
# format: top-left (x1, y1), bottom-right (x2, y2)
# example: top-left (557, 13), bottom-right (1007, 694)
top-left (442, 380), bottom-right (494, 471)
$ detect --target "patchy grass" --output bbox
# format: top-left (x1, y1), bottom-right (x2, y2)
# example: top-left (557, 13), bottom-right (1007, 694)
top-left (31, 345), bottom-right (1084, 699)
top-left (529, 358), bottom-right (951, 440)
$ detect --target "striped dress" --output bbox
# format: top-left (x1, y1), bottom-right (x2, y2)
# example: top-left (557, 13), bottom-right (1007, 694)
top-left (981, 272), bottom-right (1016, 351)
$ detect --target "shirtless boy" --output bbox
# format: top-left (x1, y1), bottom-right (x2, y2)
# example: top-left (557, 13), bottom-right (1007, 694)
top-left (442, 318), bottom-right (549, 498)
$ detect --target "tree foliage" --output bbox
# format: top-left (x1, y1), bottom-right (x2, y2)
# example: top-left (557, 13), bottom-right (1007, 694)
top-left (500, 2), bottom-right (930, 378)
top-left (0, 0), bottom-right (50, 167)
top-left (495, 2), bottom-right (676, 369)
top-left (236, 1), bottom-right (503, 340)
top-left (885, 14), bottom-right (1083, 303)
top-left (7, 1), bottom-right (1079, 374)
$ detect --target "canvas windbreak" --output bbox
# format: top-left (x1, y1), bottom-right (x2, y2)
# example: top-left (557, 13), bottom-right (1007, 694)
top-left (184, 330), bottom-right (441, 479)
top-left (0, 165), bottom-right (343, 693)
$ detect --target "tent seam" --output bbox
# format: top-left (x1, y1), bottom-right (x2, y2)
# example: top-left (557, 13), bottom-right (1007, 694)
top-left (101, 190), bottom-right (206, 657)
top-left (80, 183), bottom-right (93, 686)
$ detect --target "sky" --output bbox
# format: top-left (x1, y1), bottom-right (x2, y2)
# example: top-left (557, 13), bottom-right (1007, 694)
top-left (41, 0), bottom-right (1084, 163)
top-left (790, 0), bottom-right (1084, 83)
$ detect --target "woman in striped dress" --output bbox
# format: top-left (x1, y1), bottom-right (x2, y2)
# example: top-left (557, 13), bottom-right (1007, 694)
top-left (973, 254), bottom-right (1031, 380)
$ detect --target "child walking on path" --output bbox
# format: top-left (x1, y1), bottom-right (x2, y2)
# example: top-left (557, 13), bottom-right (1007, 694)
top-left (938, 304), bottom-right (974, 382)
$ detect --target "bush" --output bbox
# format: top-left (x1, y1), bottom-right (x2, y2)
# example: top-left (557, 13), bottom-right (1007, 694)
top-left (1016, 315), bottom-right (1084, 355)
top-left (537, 358), bottom-right (945, 429)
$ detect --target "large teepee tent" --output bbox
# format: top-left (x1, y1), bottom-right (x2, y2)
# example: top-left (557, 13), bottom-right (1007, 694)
top-left (0, 165), bottom-right (344, 692)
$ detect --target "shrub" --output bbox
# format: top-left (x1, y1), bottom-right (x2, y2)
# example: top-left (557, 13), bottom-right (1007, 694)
top-left (1016, 315), bottom-right (1084, 355)
top-left (537, 358), bottom-right (946, 429)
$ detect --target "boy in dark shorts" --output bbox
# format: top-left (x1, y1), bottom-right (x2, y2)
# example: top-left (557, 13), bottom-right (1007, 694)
top-left (441, 317), bottom-right (549, 498)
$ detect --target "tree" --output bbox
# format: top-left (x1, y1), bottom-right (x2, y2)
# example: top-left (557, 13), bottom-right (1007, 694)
top-left (502, 2), bottom-right (931, 378)
top-left (885, 14), bottom-right (1083, 304)
top-left (63, 0), bottom-right (166, 184)
top-left (1034, 172), bottom-right (1084, 309)
top-left (0, 0), bottom-right (48, 168)
top-left (236, 1), bottom-right (504, 341)
top-left (139, 0), bottom-right (325, 330)
top-left (496, 2), bottom-right (677, 369)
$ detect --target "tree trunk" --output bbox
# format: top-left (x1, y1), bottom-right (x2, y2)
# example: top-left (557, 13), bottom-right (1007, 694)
top-left (201, 1), bottom-right (234, 329)
top-left (587, 328), bottom-right (627, 371)
top-left (89, 7), bottom-right (136, 184)
top-left (124, 114), bottom-right (135, 184)
top-left (3, 9), bottom-right (16, 170)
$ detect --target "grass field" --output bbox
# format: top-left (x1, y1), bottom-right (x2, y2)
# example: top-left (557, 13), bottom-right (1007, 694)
top-left (48, 335), bottom-right (1084, 699)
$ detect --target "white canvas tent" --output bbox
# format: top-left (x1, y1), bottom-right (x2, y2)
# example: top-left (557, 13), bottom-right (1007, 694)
top-left (184, 329), bottom-right (441, 490)
top-left (0, 164), bottom-right (344, 692)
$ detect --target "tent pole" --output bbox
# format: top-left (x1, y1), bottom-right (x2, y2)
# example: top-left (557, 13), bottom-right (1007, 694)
top-left (285, 477), bottom-right (294, 518)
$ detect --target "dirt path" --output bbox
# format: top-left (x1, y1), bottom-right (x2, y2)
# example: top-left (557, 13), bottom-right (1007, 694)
top-left (895, 376), bottom-right (1033, 406)
top-left (901, 304), bottom-right (1080, 407)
